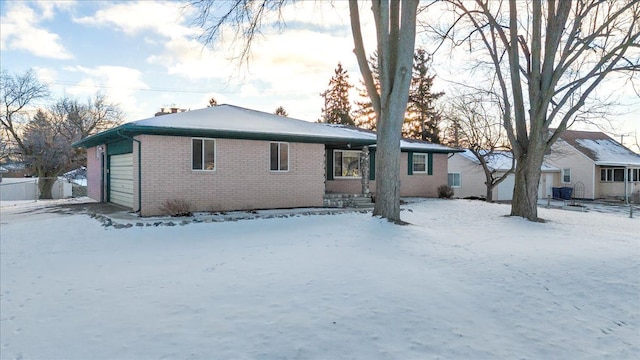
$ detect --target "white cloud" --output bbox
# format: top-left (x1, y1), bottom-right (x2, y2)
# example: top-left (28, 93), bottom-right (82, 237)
top-left (145, 37), bottom-right (233, 81)
top-left (62, 65), bottom-right (150, 121)
top-left (33, 67), bottom-right (58, 85)
top-left (0, 2), bottom-right (73, 59)
top-left (73, 1), bottom-right (194, 40)
top-left (36, 1), bottom-right (76, 21)
top-left (71, 1), bottom-right (375, 121)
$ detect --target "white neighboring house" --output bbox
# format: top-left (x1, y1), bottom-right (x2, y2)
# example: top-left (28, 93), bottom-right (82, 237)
top-left (545, 130), bottom-right (640, 202)
top-left (0, 177), bottom-right (72, 201)
top-left (448, 150), bottom-right (560, 201)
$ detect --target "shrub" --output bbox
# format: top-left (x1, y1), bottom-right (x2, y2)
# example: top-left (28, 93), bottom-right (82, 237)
top-left (160, 199), bottom-right (193, 217)
top-left (437, 184), bottom-right (454, 199)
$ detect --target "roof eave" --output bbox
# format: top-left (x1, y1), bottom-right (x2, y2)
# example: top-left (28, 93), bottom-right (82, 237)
top-left (73, 124), bottom-right (377, 148)
top-left (595, 161), bottom-right (640, 167)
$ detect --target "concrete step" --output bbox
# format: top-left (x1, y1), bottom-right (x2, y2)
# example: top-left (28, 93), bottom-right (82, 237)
top-left (352, 202), bottom-right (375, 209)
top-left (323, 193), bottom-right (373, 208)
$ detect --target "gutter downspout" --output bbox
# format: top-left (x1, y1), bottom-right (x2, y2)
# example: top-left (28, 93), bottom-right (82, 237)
top-left (116, 131), bottom-right (142, 213)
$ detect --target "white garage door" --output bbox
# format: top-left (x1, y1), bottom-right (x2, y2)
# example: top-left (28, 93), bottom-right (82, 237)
top-left (110, 153), bottom-right (133, 208)
top-left (497, 173), bottom-right (515, 201)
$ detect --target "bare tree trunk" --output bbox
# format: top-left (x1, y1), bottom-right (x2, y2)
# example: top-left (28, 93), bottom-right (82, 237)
top-left (510, 150), bottom-right (545, 221)
top-left (38, 176), bottom-right (56, 199)
top-left (349, 0), bottom-right (418, 223)
top-left (374, 106), bottom-right (404, 221)
top-left (447, 0), bottom-right (639, 221)
top-left (485, 184), bottom-right (494, 202)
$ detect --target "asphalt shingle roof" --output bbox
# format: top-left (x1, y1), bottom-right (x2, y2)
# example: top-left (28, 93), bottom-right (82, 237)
top-left (559, 130), bottom-right (640, 166)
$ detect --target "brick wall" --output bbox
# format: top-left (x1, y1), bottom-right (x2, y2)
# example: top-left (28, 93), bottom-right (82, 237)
top-left (326, 152), bottom-right (449, 197)
top-left (86, 145), bottom-right (103, 201)
top-left (398, 152), bottom-right (449, 197)
top-left (135, 135), bottom-right (325, 216)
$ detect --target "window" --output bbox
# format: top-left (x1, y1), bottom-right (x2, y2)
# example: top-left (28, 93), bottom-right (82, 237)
top-left (270, 142), bottom-right (289, 171)
top-left (192, 138), bottom-right (215, 170)
top-left (412, 153), bottom-right (427, 173)
top-left (601, 168), bottom-right (633, 182)
top-left (448, 173), bottom-right (461, 187)
top-left (562, 168), bottom-right (571, 183)
top-left (613, 168), bottom-right (625, 182)
top-left (334, 150), bottom-right (360, 178)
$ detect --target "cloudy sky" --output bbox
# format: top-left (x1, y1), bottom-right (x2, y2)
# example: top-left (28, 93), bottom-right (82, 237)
top-left (1, 1), bottom-right (638, 150)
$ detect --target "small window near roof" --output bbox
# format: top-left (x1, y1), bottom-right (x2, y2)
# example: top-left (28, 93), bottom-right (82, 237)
top-left (413, 153), bottom-right (427, 173)
top-left (192, 138), bottom-right (215, 171)
top-left (270, 142), bottom-right (289, 171)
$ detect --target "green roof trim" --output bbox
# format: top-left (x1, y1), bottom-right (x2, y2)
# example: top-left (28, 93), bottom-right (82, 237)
top-left (73, 123), bottom-right (377, 149)
top-left (399, 147), bottom-right (464, 154)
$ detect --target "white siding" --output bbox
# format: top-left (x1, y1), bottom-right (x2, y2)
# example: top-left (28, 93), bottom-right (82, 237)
top-left (497, 174), bottom-right (515, 201)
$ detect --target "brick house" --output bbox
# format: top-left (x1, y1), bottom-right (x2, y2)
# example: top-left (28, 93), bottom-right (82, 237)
top-left (73, 105), bottom-right (460, 216)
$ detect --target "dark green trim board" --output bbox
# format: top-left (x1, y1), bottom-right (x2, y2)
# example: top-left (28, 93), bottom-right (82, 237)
top-left (407, 151), bottom-right (414, 175)
top-left (106, 139), bottom-right (133, 156)
top-left (100, 152), bottom-right (105, 202)
top-left (326, 149), bottom-right (334, 180)
top-left (428, 153), bottom-right (433, 175)
top-left (73, 123), bottom-right (377, 149)
top-left (106, 155), bottom-right (111, 202)
top-left (369, 149), bottom-right (376, 181)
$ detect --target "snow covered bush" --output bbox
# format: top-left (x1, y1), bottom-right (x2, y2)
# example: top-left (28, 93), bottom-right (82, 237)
top-left (159, 199), bottom-right (193, 217)
top-left (437, 184), bottom-right (454, 199)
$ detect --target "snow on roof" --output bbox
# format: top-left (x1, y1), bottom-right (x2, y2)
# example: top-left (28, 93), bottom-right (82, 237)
top-left (323, 124), bottom-right (461, 152)
top-left (560, 130), bottom-right (640, 166)
top-left (459, 149), bottom-right (559, 172)
top-left (398, 138), bottom-right (463, 152)
top-left (575, 139), bottom-right (640, 166)
top-left (75, 104), bottom-right (461, 153)
top-left (133, 105), bottom-right (375, 142)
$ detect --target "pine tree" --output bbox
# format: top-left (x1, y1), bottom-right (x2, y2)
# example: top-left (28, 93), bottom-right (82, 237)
top-left (319, 63), bottom-right (354, 126)
top-left (353, 50), bottom-right (444, 141)
top-left (405, 49), bottom-right (444, 143)
top-left (274, 106), bottom-right (288, 116)
top-left (353, 53), bottom-right (379, 130)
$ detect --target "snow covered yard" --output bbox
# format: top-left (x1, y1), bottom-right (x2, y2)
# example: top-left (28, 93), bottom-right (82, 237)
top-left (1, 199), bottom-right (638, 359)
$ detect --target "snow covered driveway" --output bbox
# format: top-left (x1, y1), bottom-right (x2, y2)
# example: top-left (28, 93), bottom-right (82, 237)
top-left (1, 199), bottom-right (638, 359)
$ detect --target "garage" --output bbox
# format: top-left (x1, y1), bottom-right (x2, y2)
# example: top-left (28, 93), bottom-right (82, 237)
top-left (496, 173), bottom-right (516, 201)
top-left (109, 153), bottom-right (133, 208)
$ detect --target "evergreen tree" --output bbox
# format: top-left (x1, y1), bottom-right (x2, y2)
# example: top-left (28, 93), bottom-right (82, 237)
top-left (274, 106), bottom-right (288, 116)
top-left (353, 53), bottom-right (379, 130)
top-left (319, 63), bottom-right (354, 126)
top-left (353, 50), bottom-right (444, 142)
top-left (405, 49), bottom-right (445, 143)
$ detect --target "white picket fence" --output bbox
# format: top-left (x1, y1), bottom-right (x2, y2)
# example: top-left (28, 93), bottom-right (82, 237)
top-left (0, 178), bottom-right (72, 201)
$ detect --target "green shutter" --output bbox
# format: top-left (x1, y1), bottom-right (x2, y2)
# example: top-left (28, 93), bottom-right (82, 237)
top-left (326, 149), bottom-right (334, 180)
top-left (428, 153), bottom-right (433, 175)
top-left (369, 149), bottom-right (376, 180)
top-left (407, 151), bottom-right (413, 175)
